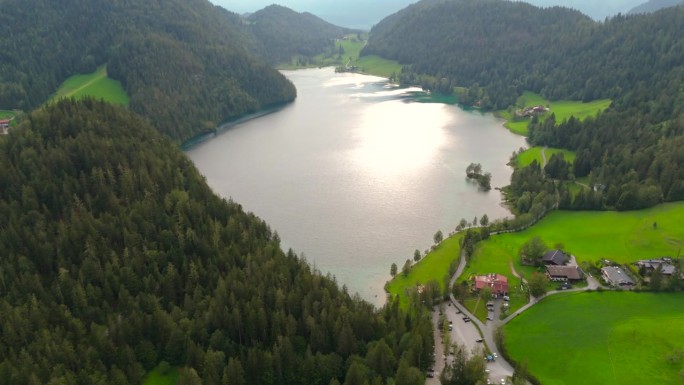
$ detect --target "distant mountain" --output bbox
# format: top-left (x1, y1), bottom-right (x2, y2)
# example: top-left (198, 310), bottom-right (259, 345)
top-left (0, 0), bottom-right (296, 142)
top-left (628, 0), bottom-right (684, 13)
top-left (246, 4), bottom-right (358, 64)
top-left (212, 0), bottom-right (417, 29)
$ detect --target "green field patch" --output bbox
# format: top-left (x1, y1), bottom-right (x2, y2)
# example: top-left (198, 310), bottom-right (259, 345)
top-left (280, 34), bottom-right (401, 79)
top-left (50, 65), bottom-right (129, 106)
top-left (479, 203), bottom-right (684, 270)
top-left (355, 55), bottom-right (402, 78)
top-left (515, 147), bottom-right (576, 168)
top-left (500, 91), bottom-right (611, 136)
top-left (143, 364), bottom-right (179, 385)
top-left (386, 234), bottom-right (464, 309)
top-left (504, 292), bottom-right (684, 385)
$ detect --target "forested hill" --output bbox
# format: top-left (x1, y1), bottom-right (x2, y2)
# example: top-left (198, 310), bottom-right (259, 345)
top-left (364, 0), bottom-right (684, 210)
top-left (0, 0), bottom-right (296, 143)
top-left (0, 99), bottom-right (434, 384)
top-left (628, 0), bottom-right (684, 14)
top-left (246, 5), bottom-right (359, 64)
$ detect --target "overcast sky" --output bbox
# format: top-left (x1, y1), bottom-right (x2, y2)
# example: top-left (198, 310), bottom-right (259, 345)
top-left (208, 0), bottom-right (647, 29)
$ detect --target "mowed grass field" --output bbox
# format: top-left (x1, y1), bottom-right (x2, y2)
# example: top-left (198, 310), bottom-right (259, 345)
top-left (515, 146), bottom-right (576, 168)
top-left (386, 233), bottom-right (464, 308)
top-left (50, 65), bottom-right (129, 106)
top-left (469, 202), bottom-right (684, 286)
top-left (504, 291), bottom-right (684, 385)
top-left (499, 91), bottom-right (611, 136)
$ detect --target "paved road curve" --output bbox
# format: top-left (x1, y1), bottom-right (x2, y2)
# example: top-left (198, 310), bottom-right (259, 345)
top-left (434, 250), bottom-right (605, 384)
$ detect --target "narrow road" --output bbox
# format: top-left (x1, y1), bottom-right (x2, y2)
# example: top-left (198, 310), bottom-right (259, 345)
top-left (444, 252), bottom-right (515, 384)
top-left (440, 251), bottom-right (606, 383)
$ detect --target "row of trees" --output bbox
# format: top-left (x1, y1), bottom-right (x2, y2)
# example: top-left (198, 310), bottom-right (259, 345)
top-left (0, 100), bottom-right (434, 385)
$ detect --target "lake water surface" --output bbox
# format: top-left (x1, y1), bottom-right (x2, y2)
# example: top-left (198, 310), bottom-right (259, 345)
top-left (187, 67), bottom-right (527, 306)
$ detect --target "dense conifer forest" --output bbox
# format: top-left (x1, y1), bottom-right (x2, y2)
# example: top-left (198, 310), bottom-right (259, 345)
top-left (0, 100), bottom-right (434, 385)
top-left (0, 0), bottom-right (297, 143)
top-left (246, 5), bottom-right (358, 65)
top-left (364, 0), bottom-right (684, 212)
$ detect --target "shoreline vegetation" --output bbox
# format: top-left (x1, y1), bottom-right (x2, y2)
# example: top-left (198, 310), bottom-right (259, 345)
top-left (277, 33), bottom-right (402, 79)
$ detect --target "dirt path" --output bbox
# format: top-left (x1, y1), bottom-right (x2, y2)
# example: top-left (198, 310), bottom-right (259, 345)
top-left (508, 260), bottom-right (528, 284)
top-left (541, 146), bottom-right (548, 167)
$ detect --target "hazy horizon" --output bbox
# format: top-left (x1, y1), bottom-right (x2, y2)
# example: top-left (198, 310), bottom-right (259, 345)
top-left (209, 0), bottom-right (648, 29)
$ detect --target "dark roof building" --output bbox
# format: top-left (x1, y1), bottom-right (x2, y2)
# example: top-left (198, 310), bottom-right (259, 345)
top-left (636, 259), bottom-right (676, 275)
top-left (601, 266), bottom-right (635, 287)
top-left (542, 250), bottom-right (567, 266)
top-left (546, 265), bottom-right (585, 281)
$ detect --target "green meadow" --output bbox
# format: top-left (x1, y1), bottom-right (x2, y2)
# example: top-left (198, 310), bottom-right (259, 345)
top-left (0, 110), bottom-right (14, 119)
top-left (504, 291), bottom-right (684, 385)
top-left (515, 146), bottom-right (576, 168)
top-left (499, 91), bottom-right (611, 136)
top-left (142, 365), bottom-right (179, 385)
top-left (280, 34), bottom-right (401, 79)
top-left (50, 65), bottom-right (129, 106)
top-left (386, 233), bottom-right (463, 308)
top-left (472, 202), bottom-right (684, 283)
top-left (355, 55), bottom-right (402, 78)
top-left (386, 202), bottom-right (684, 310)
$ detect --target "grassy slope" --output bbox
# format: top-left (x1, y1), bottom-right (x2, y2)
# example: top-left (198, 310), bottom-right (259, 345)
top-left (50, 65), bottom-right (129, 106)
top-left (500, 91), bottom-right (611, 136)
top-left (385, 201), bottom-right (684, 310)
top-left (386, 234), bottom-right (463, 308)
top-left (474, 202), bottom-right (684, 281)
top-left (504, 291), bottom-right (684, 385)
top-left (516, 147), bottom-right (577, 168)
top-left (279, 34), bottom-right (402, 79)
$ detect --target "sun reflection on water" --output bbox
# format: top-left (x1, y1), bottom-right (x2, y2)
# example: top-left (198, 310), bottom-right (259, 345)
top-left (352, 100), bottom-right (453, 177)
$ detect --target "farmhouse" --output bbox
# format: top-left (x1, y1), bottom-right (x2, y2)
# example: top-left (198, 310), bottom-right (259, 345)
top-left (636, 259), bottom-right (676, 276)
top-left (474, 273), bottom-right (509, 295)
top-left (0, 119), bottom-right (10, 134)
top-left (542, 249), bottom-right (567, 266)
top-left (601, 266), bottom-right (635, 287)
top-left (546, 265), bottom-right (584, 282)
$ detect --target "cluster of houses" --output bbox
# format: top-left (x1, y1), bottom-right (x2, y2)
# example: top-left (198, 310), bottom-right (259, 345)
top-left (470, 248), bottom-right (680, 296)
top-left (600, 258), bottom-right (679, 288)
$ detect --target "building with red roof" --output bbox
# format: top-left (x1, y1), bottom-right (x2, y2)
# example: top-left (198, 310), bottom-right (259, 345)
top-left (474, 273), bottom-right (509, 295)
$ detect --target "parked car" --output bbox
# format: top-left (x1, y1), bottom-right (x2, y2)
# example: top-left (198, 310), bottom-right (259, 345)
top-left (464, 318), bottom-right (471, 323)
top-left (476, 339), bottom-right (484, 343)
top-left (462, 316), bottom-right (470, 321)
top-left (427, 369), bottom-right (435, 378)
top-left (487, 316), bottom-right (494, 321)
top-left (503, 295), bottom-right (510, 301)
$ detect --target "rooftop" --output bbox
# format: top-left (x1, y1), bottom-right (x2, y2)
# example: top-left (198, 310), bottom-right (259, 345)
top-left (601, 266), bottom-right (635, 286)
top-left (546, 265), bottom-right (584, 280)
